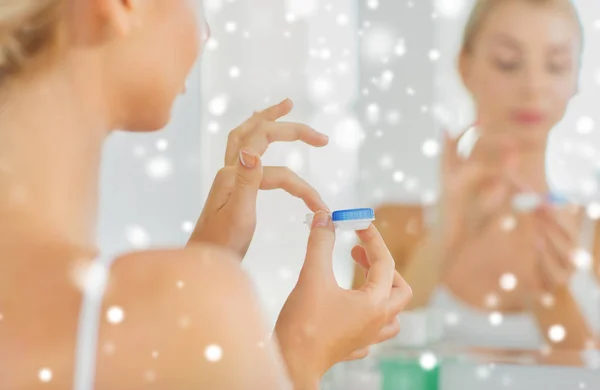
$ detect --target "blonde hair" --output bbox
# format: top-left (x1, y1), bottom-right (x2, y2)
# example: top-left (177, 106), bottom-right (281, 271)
top-left (0, 0), bottom-right (63, 83)
top-left (461, 0), bottom-right (583, 54)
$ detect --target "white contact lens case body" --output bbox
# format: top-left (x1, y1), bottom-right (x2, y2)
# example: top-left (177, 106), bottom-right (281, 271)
top-left (305, 208), bottom-right (375, 231)
top-left (512, 192), bottom-right (543, 213)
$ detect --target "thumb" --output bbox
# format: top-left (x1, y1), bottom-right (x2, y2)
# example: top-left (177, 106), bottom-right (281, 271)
top-left (299, 210), bottom-right (336, 282)
top-left (228, 149), bottom-right (263, 213)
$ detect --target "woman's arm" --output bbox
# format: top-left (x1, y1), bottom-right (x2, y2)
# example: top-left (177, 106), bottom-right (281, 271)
top-left (396, 233), bottom-right (446, 310)
top-left (530, 218), bottom-right (600, 351)
top-left (531, 287), bottom-right (594, 351)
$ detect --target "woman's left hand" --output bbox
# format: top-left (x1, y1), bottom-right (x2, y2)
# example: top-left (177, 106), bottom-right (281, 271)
top-left (188, 99), bottom-right (330, 258)
top-left (344, 244), bottom-right (406, 361)
top-left (533, 204), bottom-right (578, 292)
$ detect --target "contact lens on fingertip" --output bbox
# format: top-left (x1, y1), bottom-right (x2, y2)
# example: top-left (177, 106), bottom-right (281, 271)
top-left (512, 192), bottom-right (568, 213)
top-left (305, 208), bottom-right (375, 230)
top-left (512, 192), bottom-right (542, 213)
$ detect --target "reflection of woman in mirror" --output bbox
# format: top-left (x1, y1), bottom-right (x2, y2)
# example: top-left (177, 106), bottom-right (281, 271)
top-left (354, 0), bottom-right (600, 351)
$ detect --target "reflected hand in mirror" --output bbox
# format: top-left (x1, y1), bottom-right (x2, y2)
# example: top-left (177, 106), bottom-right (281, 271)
top-left (438, 129), bottom-right (518, 267)
top-left (436, 130), bottom-right (595, 349)
top-left (533, 203), bottom-right (578, 292)
top-left (441, 130), bottom-right (578, 292)
top-left (188, 99), bottom-right (330, 258)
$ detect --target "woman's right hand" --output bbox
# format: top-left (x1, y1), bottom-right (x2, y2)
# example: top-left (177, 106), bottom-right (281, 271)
top-left (438, 130), bottom-right (516, 264)
top-left (189, 99), bottom-right (329, 259)
top-left (274, 211), bottom-right (412, 388)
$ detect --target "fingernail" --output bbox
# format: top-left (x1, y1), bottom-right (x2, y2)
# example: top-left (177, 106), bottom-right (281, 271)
top-left (546, 192), bottom-right (567, 208)
top-left (239, 150), bottom-right (257, 168)
top-left (312, 210), bottom-right (330, 228)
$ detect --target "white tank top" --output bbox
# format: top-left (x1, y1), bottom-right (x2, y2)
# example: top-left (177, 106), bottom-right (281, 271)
top-left (72, 256), bottom-right (113, 390)
top-left (428, 215), bottom-right (600, 349)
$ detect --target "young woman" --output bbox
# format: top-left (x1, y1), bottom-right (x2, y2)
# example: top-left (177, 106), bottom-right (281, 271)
top-left (355, 0), bottom-right (600, 351)
top-left (0, 1), bottom-right (412, 389)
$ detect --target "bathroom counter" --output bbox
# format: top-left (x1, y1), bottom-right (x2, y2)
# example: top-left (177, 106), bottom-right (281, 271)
top-left (323, 345), bottom-right (600, 390)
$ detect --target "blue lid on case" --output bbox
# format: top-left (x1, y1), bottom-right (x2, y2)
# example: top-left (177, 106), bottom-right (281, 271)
top-left (546, 192), bottom-right (568, 205)
top-left (331, 208), bottom-right (375, 222)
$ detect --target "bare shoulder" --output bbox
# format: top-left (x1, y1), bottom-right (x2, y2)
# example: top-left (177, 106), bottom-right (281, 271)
top-left (0, 241), bottom-right (287, 389)
top-left (374, 203), bottom-right (427, 261)
top-left (108, 244), bottom-right (247, 295)
top-left (95, 244), bottom-right (287, 389)
top-left (353, 203), bottom-right (428, 288)
top-left (375, 203), bottom-right (426, 231)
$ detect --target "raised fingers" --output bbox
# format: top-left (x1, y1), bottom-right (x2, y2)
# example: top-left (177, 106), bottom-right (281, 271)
top-left (225, 122), bottom-right (328, 165)
top-left (260, 167), bottom-right (328, 212)
top-left (207, 166), bottom-right (329, 213)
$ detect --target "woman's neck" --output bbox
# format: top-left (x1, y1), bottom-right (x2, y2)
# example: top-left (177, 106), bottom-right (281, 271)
top-left (473, 128), bottom-right (550, 194)
top-left (512, 149), bottom-right (550, 193)
top-left (0, 64), bottom-right (110, 249)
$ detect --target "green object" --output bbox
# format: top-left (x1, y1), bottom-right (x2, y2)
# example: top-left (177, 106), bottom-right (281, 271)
top-left (379, 356), bottom-right (440, 390)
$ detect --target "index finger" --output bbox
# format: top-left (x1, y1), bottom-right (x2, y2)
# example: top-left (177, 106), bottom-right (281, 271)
top-left (356, 225), bottom-right (395, 300)
top-left (353, 244), bottom-right (406, 289)
top-left (227, 122), bottom-right (328, 165)
top-left (260, 167), bottom-right (328, 212)
top-left (253, 98), bottom-right (294, 122)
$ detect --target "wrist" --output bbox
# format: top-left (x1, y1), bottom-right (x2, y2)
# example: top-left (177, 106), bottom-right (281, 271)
top-left (273, 329), bottom-right (322, 390)
top-left (291, 374), bottom-right (320, 390)
top-left (282, 351), bottom-right (321, 390)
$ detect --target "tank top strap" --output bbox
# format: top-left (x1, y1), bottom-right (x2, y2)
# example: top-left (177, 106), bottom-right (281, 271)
top-left (72, 255), bottom-right (114, 390)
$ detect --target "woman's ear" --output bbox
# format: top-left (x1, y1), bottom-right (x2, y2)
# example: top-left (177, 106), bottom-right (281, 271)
top-left (89, 0), bottom-right (139, 38)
